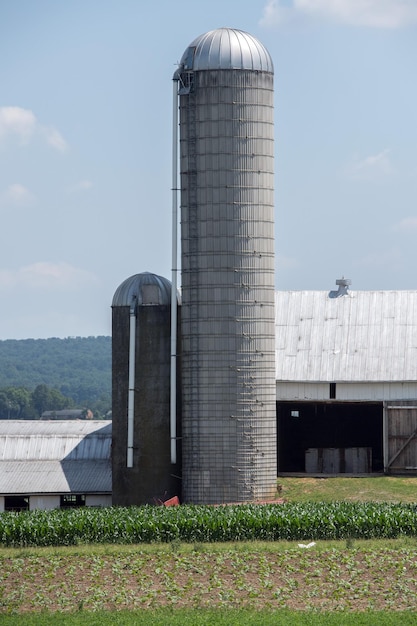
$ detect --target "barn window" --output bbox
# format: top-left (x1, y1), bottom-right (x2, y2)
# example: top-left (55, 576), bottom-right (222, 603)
top-left (330, 383), bottom-right (336, 399)
top-left (60, 494), bottom-right (86, 508)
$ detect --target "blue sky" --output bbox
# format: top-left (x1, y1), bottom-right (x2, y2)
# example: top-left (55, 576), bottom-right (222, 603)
top-left (0, 0), bottom-right (416, 339)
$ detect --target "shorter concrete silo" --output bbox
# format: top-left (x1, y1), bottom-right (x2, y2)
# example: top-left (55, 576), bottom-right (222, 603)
top-left (111, 272), bottom-right (181, 505)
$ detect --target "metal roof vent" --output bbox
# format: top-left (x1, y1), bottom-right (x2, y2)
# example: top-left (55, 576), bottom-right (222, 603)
top-left (329, 277), bottom-right (351, 298)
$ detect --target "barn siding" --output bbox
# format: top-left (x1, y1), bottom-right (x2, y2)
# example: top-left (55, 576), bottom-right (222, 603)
top-left (86, 495), bottom-right (112, 507)
top-left (277, 382), bottom-right (417, 402)
top-left (30, 495), bottom-right (59, 510)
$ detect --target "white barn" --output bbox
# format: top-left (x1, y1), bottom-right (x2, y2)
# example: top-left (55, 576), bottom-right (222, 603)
top-left (275, 285), bottom-right (417, 475)
top-left (0, 420), bottom-right (112, 511)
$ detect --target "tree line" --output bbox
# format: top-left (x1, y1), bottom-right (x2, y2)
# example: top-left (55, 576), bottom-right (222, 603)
top-left (0, 336), bottom-right (111, 419)
top-left (0, 384), bottom-right (73, 419)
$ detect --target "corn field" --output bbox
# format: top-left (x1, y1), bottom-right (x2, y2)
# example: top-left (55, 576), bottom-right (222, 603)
top-left (1, 502), bottom-right (417, 548)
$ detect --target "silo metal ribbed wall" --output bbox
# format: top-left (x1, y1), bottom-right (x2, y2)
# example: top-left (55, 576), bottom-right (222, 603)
top-left (177, 29), bottom-right (277, 503)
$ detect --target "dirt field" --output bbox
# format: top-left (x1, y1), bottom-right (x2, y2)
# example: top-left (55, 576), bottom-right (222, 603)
top-left (2, 545), bottom-right (417, 613)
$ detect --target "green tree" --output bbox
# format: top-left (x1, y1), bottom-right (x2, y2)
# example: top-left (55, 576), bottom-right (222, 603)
top-left (0, 392), bottom-right (12, 419)
top-left (8, 387), bottom-right (33, 418)
top-left (0, 387), bottom-right (34, 419)
top-left (31, 385), bottom-right (50, 416)
top-left (32, 384), bottom-right (73, 417)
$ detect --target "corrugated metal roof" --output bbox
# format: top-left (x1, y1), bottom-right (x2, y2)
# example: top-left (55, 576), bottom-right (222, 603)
top-left (0, 420), bottom-right (111, 437)
top-left (0, 420), bottom-right (111, 461)
top-left (0, 421), bottom-right (112, 494)
top-left (275, 290), bottom-right (417, 383)
top-left (0, 460), bottom-right (111, 494)
top-left (180, 28), bottom-right (273, 73)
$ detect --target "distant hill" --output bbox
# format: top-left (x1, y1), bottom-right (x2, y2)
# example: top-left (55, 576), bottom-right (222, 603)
top-left (0, 336), bottom-right (111, 407)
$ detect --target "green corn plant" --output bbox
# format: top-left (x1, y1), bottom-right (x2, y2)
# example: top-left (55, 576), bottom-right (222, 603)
top-left (0, 502), bottom-right (417, 547)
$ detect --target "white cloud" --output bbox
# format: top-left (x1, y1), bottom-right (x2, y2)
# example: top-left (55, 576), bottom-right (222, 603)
top-left (0, 262), bottom-right (97, 290)
top-left (260, 0), bottom-right (417, 28)
top-left (43, 127), bottom-right (68, 152)
top-left (0, 106), bottom-right (68, 151)
top-left (393, 216), bottom-right (417, 231)
top-left (345, 149), bottom-right (394, 180)
top-left (1, 183), bottom-right (35, 207)
top-left (0, 106), bottom-right (36, 142)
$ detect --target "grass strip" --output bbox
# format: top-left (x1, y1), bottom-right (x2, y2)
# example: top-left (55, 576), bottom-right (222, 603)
top-left (0, 609), bottom-right (417, 626)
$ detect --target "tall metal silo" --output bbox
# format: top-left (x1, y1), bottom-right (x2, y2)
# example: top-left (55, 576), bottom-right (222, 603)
top-left (112, 272), bottom-right (181, 505)
top-left (173, 28), bottom-right (277, 503)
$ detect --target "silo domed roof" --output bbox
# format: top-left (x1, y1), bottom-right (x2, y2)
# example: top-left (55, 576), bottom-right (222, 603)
top-left (112, 272), bottom-right (172, 307)
top-left (179, 27), bottom-right (273, 73)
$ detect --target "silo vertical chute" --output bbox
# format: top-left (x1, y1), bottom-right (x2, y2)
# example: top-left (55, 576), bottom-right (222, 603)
top-left (126, 295), bottom-right (137, 468)
top-left (171, 70), bottom-right (180, 466)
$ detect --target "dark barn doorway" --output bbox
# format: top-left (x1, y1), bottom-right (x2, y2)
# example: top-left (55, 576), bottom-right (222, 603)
top-left (4, 496), bottom-right (30, 512)
top-left (277, 401), bottom-right (383, 474)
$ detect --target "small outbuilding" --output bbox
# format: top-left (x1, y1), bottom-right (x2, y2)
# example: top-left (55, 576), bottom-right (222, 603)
top-left (41, 409), bottom-right (94, 420)
top-left (275, 283), bottom-right (417, 475)
top-left (0, 420), bottom-right (112, 511)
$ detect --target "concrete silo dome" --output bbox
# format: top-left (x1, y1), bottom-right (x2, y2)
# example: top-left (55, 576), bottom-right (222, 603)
top-left (112, 272), bottom-right (172, 307)
top-left (179, 27), bottom-right (273, 73)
